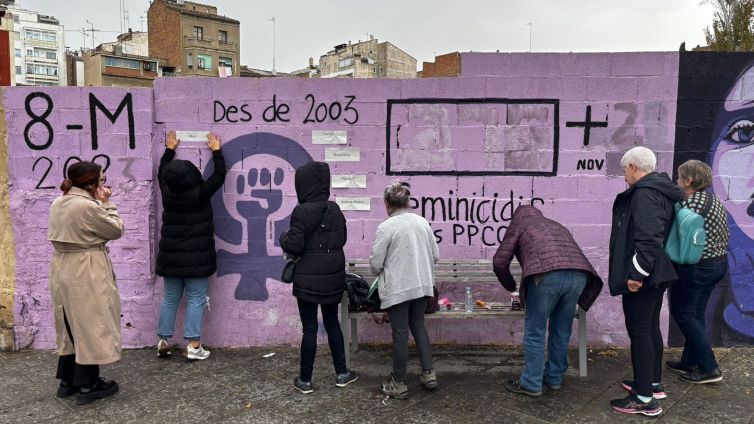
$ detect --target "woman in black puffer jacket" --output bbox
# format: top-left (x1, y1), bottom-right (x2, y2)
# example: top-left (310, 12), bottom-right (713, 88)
top-left (155, 131), bottom-right (226, 361)
top-left (280, 161), bottom-right (357, 394)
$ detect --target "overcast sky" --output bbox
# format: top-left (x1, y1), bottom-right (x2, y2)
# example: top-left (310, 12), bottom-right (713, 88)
top-left (23, 0), bottom-right (714, 72)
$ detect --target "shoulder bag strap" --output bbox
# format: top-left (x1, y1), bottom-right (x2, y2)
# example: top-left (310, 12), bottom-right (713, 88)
top-left (302, 201), bottom-right (332, 251)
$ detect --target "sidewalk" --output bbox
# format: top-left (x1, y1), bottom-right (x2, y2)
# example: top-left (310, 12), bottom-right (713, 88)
top-left (1, 345), bottom-right (752, 423)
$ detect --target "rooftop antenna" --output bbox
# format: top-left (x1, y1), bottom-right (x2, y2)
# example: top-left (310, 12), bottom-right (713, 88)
top-left (139, 15), bottom-right (146, 32)
top-left (85, 20), bottom-right (101, 49)
top-left (526, 22), bottom-right (532, 52)
top-left (124, 10), bottom-right (130, 32)
top-left (266, 17), bottom-right (276, 74)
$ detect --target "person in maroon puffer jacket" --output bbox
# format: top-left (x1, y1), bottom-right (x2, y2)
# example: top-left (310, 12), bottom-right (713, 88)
top-left (493, 205), bottom-right (603, 397)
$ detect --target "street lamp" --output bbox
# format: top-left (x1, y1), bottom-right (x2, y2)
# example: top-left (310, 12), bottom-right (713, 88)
top-left (267, 17), bottom-right (276, 74)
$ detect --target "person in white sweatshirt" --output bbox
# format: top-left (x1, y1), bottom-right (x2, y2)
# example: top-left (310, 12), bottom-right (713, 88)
top-left (370, 181), bottom-right (440, 399)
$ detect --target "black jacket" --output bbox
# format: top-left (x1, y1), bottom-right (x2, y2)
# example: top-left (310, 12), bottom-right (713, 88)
top-left (279, 162), bottom-right (347, 304)
top-left (156, 148), bottom-right (226, 277)
top-left (608, 172), bottom-right (684, 296)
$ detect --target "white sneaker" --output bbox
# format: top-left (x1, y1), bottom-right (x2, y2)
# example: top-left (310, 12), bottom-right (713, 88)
top-left (184, 344), bottom-right (210, 360)
top-left (157, 338), bottom-right (172, 358)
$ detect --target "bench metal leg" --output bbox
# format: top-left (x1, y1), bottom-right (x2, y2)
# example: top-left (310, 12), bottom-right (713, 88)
top-left (351, 318), bottom-right (358, 353)
top-left (341, 292), bottom-right (351, 369)
top-left (578, 306), bottom-right (587, 377)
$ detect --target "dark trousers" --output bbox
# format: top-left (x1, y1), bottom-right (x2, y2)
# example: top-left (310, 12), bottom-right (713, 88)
top-left (56, 310), bottom-right (99, 387)
top-left (622, 287), bottom-right (665, 397)
top-left (670, 257), bottom-right (727, 373)
top-left (387, 297), bottom-right (433, 381)
top-left (297, 298), bottom-right (348, 382)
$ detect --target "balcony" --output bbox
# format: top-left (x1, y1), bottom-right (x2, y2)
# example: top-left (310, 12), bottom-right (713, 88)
top-left (25, 56), bottom-right (58, 64)
top-left (183, 36), bottom-right (238, 51)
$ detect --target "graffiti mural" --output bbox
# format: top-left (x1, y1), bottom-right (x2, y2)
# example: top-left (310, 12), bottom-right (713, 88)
top-left (671, 52), bottom-right (754, 346)
top-left (205, 133), bottom-right (312, 301)
top-left (2, 52), bottom-right (751, 349)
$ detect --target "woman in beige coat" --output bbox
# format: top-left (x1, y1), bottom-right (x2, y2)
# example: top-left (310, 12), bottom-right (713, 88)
top-left (48, 161), bottom-right (124, 405)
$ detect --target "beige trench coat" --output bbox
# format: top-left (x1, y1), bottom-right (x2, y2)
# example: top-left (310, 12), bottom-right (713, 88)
top-left (48, 187), bottom-right (124, 365)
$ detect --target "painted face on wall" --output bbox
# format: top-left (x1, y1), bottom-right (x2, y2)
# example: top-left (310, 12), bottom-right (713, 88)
top-left (711, 65), bottom-right (754, 239)
top-left (710, 64), bottom-right (754, 341)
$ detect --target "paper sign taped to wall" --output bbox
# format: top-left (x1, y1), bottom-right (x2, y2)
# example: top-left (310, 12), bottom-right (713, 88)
top-left (331, 174), bottom-right (367, 189)
top-left (335, 197), bottom-right (371, 211)
top-left (312, 130), bottom-right (348, 145)
top-left (325, 148), bottom-right (360, 162)
top-left (176, 131), bottom-right (209, 142)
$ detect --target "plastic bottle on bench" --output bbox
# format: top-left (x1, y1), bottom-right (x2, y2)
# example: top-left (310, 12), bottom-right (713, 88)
top-left (465, 287), bottom-right (473, 313)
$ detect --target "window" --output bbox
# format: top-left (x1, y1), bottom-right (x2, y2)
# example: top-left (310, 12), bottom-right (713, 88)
top-left (46, 51), bottom-right (56, 60)
top-left (197, 54), bottom-right (212, 70)
top-left (144, 61), bottom-right (157, 72)
top-left (26, 48), bottom-right (32, 56)
top-left (25, 28), bottom-right (56, 42)
top-left (218, 30), bottom-right (227, 44)
top-left (14, 49), bottom-right (20, 57)
top-left (219, 56), bottom-right (232, 68)
top-left (187, 53), bottom-right (193, 69)
top-left (193, 26), bottom-right (203, 40)
top-left (338, 57), bottom-right (353, 68)
top-left (13, 14), bottom-right (19, 24)
top-left (15, 66), bottom-right (21, 74)
top-left (26, 64), bottom-right (58, 76)
top-left (104, 57), bottom-right (139, 69)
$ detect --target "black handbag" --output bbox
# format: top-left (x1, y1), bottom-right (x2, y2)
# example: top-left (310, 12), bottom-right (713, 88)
top-left (280, 202), bottom-right (331, 284)
top-left (346, 272), bottom-right (382, 312)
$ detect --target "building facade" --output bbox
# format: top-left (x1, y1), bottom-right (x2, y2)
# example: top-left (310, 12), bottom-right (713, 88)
top-left (421, 52), bottom-right (461, 77)
top-left (83, 48), bottom-right (160, 87)
top-left (6, 1), bottom-right (65, 86)
top-left (318, 36), bottom-right (416, 79)
top-left (148, 0), bottom-right (240, 77)
top-left (0, 2), bottom-right (14, 86)
top-left (99, 30), bottom-right (149, 58)
top-left (65, 49), bottom-right (84, 86)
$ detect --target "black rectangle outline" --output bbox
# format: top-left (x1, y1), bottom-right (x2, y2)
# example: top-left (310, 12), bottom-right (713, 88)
top-left (385, 98), bottom-right (559, 177)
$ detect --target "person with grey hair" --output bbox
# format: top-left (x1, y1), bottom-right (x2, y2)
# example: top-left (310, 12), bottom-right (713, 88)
top-left (608, 147), bottom-right (683, 416)
top-left (370, 181), bottom-right (439, 399)
top-left (668, 160), bottom-right (729, 384)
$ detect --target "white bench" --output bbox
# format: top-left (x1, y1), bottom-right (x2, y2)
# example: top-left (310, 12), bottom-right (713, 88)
top-left (340, 259), bottom-right (589, 377)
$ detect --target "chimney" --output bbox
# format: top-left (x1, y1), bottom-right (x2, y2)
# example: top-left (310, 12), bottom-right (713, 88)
top-left (308, 57), bottom-right (313, 68)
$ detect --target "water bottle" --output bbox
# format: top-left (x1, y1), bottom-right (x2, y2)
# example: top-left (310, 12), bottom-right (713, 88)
top-left (465, 287), bottom-right (473, 313)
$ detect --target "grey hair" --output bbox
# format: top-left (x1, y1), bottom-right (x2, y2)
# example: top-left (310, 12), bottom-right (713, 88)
top-left (384, 180), bottom-right (411, 209)
top-left (620, 147), bottom-right (657, 173)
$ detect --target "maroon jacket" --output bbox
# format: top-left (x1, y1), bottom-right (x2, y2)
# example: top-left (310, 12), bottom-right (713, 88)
top-left (492, 206), bottom-right (603, 311)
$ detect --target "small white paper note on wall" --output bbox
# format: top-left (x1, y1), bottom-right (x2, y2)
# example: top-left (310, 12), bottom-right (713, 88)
top-left (336, 197), bottom-right (371, 211)
top-left (176, 130), bottom-right (209, 142)
top-left (331, 174), bottom-right (367, 189)
top-left (312, 130), bottom-right (348, 145)
top-left (325, 148), bottom-right (360, 162)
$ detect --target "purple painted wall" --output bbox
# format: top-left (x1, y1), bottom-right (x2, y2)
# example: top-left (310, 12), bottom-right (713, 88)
top-left (6, 53), bottom-right (681, 349)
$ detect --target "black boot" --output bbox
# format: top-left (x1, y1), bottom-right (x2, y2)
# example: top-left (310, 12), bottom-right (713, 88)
top-left (56, 381), bottom-right (79, 398)
top-left (680, 368), bottom-right (723, 384)
top-left (76, 377), bottom-right (119, 405)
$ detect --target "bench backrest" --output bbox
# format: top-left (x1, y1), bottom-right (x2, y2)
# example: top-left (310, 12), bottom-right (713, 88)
top-left (346, 259), bottom-right (521, 285)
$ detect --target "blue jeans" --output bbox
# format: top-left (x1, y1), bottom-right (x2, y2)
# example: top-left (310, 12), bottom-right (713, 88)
top-left (670, 257), bottom-right (728, 373)
top-left (157, 277), bottom-right (209, 341)
top-left (520, 270), bottom-right (587, 392)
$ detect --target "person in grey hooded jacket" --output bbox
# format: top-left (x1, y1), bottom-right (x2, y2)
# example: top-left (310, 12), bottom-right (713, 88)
top-left (370, 181), bottom-right (439, 399)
